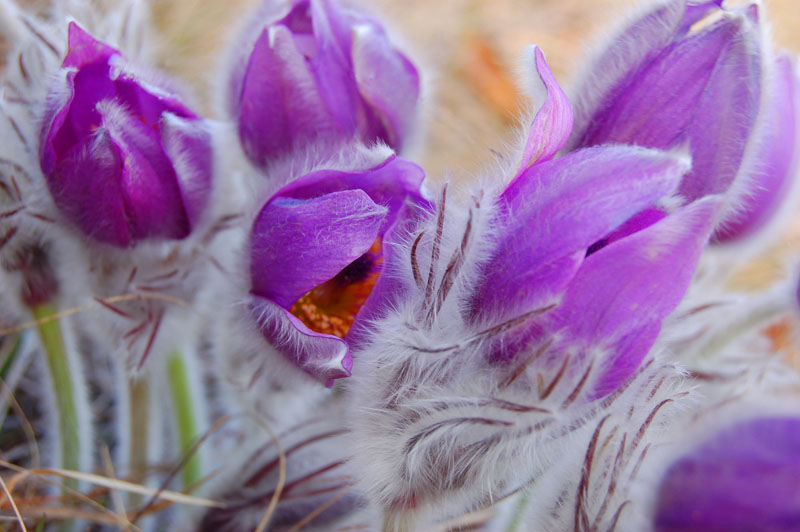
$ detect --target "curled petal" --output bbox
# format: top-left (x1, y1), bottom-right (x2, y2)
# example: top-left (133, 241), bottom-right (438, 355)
top-left (518, 45), bottom-right (573, 170)
top-left (250, 295), bottom-right (353, 384)
top-left (250, 189), bottom-right (387, 308)
top-left (276, 154), bottom-right (426, 226)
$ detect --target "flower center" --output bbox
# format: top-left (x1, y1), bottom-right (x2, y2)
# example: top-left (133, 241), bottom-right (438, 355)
top-left (290, 238), bottom-right (383, 338)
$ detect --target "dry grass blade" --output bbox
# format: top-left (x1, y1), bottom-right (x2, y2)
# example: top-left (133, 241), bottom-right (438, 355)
top-left (0, 293), bottom-right (190, 337)
top-left (253, 417), bottom-right (287, 532)
top-left (0, 375), bottom-right (41, 476)
top-left (0, 460), bottom-right (222, 509)
top-left (285, 485), bottom-right (354, 532)
top-left (130, 415), bottom-right (229, 523)
top-left (0, 473), bottom-right (27, 531)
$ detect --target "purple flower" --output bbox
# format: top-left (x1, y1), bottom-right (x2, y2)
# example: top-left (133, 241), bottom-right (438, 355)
top-left (248, 151), bottom-right (425, 384)
top-left (39, 23), bottom-right (212, 248)
top-left (346, 49), bottom-right (721, 524)
top-left (567, 0), bottom-right (797, 241)
top-left (229, 0), bottom-right (420, 168)
top-left (446, 48), bottom-right (719, 397)
top-left (654, 417), bottom-right (800, 532)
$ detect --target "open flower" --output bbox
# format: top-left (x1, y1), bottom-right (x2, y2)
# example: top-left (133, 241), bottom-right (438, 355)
top-left (653, 416), bottom-right (800, 532)
top-left (39, 22), bottom-right (213, 248)
top-left (248, 147), bottom-right (425, 384)
top-left (348, 47), bottom-right (720, 527)
top-left (229, 0), bottom-right (421, 168)
top-left (567, 0), bottom-right (797, 240)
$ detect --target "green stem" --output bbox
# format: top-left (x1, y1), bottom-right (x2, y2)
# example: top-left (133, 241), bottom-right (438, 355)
top-left (31, 304), bottom-right (80, 493)
top-left (504, 489), bottom-right (532, 532)
top-left (0, 333), bottom-right (23, 380)
top-left (128, 377), bottom-right (150, 508)
top-left (166, 350), bottom-right (202, 490)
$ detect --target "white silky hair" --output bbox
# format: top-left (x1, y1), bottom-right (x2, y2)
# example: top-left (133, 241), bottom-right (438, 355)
top-left (345, 171), bottom-right (701, 529)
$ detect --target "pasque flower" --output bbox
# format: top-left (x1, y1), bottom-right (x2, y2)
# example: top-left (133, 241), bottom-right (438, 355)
top-left (653, 416), bottom-right (800, 532)
top-left (39, 22), bottom-right (213, 248)
top-left (229, 0), bottom-right (421, 168)
top-left (348, 46), bottom-right (720, 527)
top-left (248, 147), bottom-right (425, 384)
top-left (567, 0), bottom-right (797, 240)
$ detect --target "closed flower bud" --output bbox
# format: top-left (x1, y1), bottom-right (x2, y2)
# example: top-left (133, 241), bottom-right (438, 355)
top-left (568, 0), bottom-right (797, 240)
top-left (39, 22), bottom-right (213, 248)
top-left (229, 0), bottom-right (421, 168)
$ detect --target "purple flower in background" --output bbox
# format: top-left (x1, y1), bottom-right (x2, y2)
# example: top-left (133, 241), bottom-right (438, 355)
top-left (230, 0), bottom-right (420, 168)
top-left (248, 151), bottom-right (425, 384)
top-left (654, 417), bottom-right (800, 532)
top-left (567, 0), bottom-right (797, 241)
top-left (39, 23), bottom-right (212, 248)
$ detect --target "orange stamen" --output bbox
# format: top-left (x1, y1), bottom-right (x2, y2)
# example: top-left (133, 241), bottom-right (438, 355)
top-left (290, 238), bottom-right (383, 338)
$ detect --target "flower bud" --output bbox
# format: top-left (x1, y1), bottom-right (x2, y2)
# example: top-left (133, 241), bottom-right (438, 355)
top-left (230, 0), bottom-right (420, 168)
top-left (39, 23), bottom-right (213, 248)
top-left (653, 416), bottom-right (800, 532)
top-left (568, 1), bottom-right (796, 240)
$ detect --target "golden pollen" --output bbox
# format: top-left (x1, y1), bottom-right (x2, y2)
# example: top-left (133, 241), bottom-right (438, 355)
top-left (289, 238), bottom-right (382, 338)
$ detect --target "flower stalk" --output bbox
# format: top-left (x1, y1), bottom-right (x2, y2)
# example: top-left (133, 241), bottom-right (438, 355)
top-left (31, 303), bottom-right (80, 493)
top-left (166, 349), bottom-right (202, 491)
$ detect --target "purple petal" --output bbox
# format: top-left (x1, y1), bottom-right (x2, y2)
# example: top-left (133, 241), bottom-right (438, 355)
top-left (97, 100), bottom-right (189, 242)
top-left (63, 22), bottom-right (118, 69)
top-left (471, 146), bottom-right (690, 325)
top-left (249, 295), bottom-right (352, 384)
top-left (275, 154), bottom-right (425, 228)
top-left (678, 14), bottom-right (762, 202)
top-left (237, 24), bottom-right (335, 167)
top-left (250, 189), bottom-right (387, 308)
top-left (654, 417), bottom-right (800, 532)
top-left (517, 46), bottom-right (573, 170)
top-left (587, 206), bottom-right (668, 255)
top-left (549, 196), bottom-right (720, 397)
top-left (715, 55), bottom-right (798, 240)
top-left (572, 16), bottom-right (742, 151)
top-left (159, 113), bottom-right (213, 232)
top-left (308, 0), bottom-right (362, 137)
top-left (346, 200), bottom-right (431, 349)
top-left (352, 23), bottom-right (420, 153)
top-left (568, 0), bottom-right (687, 146)
top-left (45, 128), bottom-right (131, 247)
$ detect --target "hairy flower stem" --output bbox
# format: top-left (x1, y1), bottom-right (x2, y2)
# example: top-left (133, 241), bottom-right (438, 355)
top-left (166, 350), bottom-right (202, 490)
top-left (505, 490), bottom-right (532, 532)
top-left (382, 511), bottom-right (414, 532)
top-left (128, 376), bottom-right (150, 507)
top-left (31, 304), bottom-right (80, 491)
